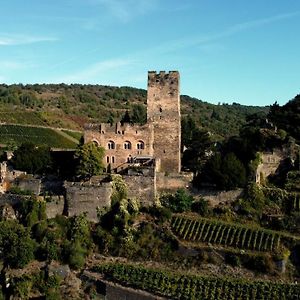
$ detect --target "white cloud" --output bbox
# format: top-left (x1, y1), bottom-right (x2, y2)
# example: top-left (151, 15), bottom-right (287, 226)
top-left (57, 58), bottom-right (135, 83)
top-left (0, 34), bottom-right (57, 46)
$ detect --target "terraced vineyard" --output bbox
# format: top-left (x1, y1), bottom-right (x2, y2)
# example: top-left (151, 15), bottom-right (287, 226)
top-left (94, 263), bottom-right (300, 300)
top-left (0, 124), bottom-right (78, 148)
top-left (171, 215), bottom-right (297, 252)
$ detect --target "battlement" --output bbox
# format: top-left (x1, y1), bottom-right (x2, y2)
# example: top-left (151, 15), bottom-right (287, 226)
top-left (148, 71), bottom-right (179, 86)
top-left (85, 122), bottom-right (148, 135)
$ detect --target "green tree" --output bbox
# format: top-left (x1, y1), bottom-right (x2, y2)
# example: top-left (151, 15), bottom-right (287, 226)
top-left (75, 142), bottom-right (105, 179)
top-left (0, 221), bottom-right (36, 268)
top-left (131, 104), bottom-right (147, 125)
top-left (11, 142), bottom-right (52, 174)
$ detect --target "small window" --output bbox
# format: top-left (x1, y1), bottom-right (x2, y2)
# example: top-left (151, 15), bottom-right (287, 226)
top-left (106, 156), bottom-right (109, 163)
top-left (108, 141), bottom-right (115, 150)
top-left (137, 140), bottom-right (145, 150)
top-left (112, 156), bottom-right (115, 163)
top-left (124, 141), bottom-right (132, 150)
top-left (159, 107), bottom-right (162, 113)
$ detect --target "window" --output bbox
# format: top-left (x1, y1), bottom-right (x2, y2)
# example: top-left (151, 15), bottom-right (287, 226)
top-left (112, 156), bottom-right (115, 163)
top-left (108, 140), bottom-right (115, 150)
top-left (124, 141), bottom-right (132, 150)
top-left (106, 156), bottom-right (109, 163)
top-left (92, 140), bottom-right (99, 146)
top-left (137, 140), bottom-right (145, 150)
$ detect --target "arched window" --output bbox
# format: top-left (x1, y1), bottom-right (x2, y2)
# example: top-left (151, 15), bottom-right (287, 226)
top-left (108, 140), bottom-right (115, 150)
top-left (124, 141), bottom-right (131, 150)
top-left (137, 140), bottom-right (145, 150)
top-left (92, 140), bottom-right (100, 146)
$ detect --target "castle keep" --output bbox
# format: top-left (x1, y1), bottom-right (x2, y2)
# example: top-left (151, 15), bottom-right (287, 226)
top-left (84, 71), bottom-right (181, 173)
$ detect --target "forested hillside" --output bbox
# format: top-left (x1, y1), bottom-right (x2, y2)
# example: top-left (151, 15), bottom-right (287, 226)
top-left (0, 84), bottom-right (268, 139)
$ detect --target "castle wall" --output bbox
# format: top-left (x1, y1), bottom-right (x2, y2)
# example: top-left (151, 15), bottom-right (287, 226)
top-left (147, 71), bottom-right (181, 173)
top-left (65, 181), bottom-right (112, 222)
top-left (44, 196), bottom-right (65, 219)
top-left (123, 173), bottom-right (156, 206)
top-left (156, 172), bottom-right (193, 193)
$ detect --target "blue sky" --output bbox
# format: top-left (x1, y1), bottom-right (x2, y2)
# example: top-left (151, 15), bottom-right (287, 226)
top-left (0, 0), bottom-right (299, 106)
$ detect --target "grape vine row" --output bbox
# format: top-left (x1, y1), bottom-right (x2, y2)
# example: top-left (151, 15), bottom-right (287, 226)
top-left (94, 263), bottom-right (300, 300)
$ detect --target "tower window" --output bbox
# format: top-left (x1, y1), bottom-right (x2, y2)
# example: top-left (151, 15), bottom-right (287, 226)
top-left (106, 156), bottom-right (109, 163)
top-left (137, 141), bottom-right (145, 150)
top-left (112, 156), bottom-right (115, 163)
top-left (108, 140), bottom-right (115, 150)
top-left (124, 141), bottom-right (132, 150)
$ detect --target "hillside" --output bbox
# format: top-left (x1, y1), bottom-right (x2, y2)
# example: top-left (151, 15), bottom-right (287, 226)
top-left (0, 84), bottom-right (268, 140)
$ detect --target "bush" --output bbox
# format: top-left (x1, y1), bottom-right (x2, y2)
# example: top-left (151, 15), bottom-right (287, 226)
top-left (161, 189), bottom-right (193, 212)
top-left (191, 198), bottom-right (210, 216)
top-left (225, 253), bottom-right (241, 267)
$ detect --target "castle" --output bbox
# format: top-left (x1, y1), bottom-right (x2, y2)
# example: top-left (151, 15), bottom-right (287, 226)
top-left (84, 71), bottom-right (181, 174)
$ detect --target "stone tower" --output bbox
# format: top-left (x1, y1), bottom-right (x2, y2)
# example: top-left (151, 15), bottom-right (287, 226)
top-left (147, 71), bottom-right (181, 173)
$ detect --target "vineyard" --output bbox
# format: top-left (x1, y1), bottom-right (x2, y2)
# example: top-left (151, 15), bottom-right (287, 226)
top-left (94, 263), bottom-right (300, 300)
top-left (0, 125), bottom-right (78, 148)
top-left (170, 215), bottom-right (298, 252)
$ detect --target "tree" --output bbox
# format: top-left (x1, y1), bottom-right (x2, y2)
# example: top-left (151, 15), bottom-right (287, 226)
top-left (131, 104), bottom-right (147, 125)
top-left (181, 116), bottom-right (212, 174)
top-left (75, 142), bottom-right (105, 179)
top-left (11, 142), bottom-right (52, 174)
top-left (201, 152), bottom-right (246, 190)
top-left (0, 221), bottom-right (36, 268)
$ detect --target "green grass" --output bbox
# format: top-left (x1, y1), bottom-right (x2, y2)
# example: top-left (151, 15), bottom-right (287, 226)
top-left (0, 124), bottom-right (77, 148)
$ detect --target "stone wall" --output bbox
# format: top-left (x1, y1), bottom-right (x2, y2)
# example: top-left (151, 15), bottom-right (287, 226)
top-left (0, 193), bottom-right (31, 206)
top-left (105, 281), bottom-right (167, 300)
top-left (156, 172), bottom-right (193, 193)
top-left (123, 174), bottom-right (156, 206)
top-left (256, 149), bottom-right (287, 184)
top-left (16, 177), bottom-right (41, 195)
top-left (194, 189), bottom-right (243, 207)
top-left (44, 196), bottom-right (65, 219)
top-left (65, 181), bottom-right (112, 222)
